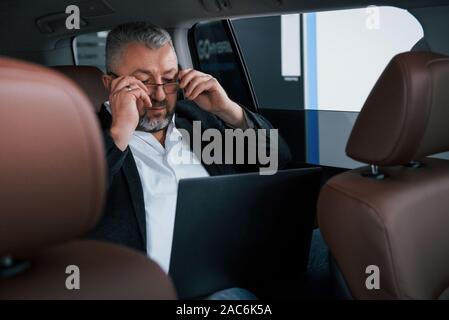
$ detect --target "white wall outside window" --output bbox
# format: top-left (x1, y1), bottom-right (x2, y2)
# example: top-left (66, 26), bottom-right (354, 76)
top-left (312, 6), bottom-right (424, 111)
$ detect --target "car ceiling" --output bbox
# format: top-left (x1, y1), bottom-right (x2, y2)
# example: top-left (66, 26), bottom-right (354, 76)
top-left (1, 0), bottom-right (449, 52)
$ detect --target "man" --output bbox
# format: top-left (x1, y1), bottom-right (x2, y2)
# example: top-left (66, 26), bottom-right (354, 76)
top-left (89, 22), bottom-right (291, 299)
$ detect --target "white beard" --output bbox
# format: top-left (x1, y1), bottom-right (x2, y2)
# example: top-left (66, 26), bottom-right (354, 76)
top-left (137, 113), bottom-right (173, 133)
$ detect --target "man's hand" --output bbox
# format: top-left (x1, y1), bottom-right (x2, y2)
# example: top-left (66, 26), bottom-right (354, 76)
top-left (108, 76), bottom-right (152, 151)
top-left (179, 69), bottom-right (247, 128)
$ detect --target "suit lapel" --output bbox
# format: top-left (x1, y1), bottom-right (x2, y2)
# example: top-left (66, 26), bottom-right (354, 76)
top-left (98, 104), bottom-right (147, 248)
top-left (122, 154), bottom-right (147, 248)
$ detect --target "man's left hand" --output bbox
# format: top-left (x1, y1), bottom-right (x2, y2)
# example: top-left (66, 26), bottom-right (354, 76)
top-left (179, 68), bottom-right (247, 128)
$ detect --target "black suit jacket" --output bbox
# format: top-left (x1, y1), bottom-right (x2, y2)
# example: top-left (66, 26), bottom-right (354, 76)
top-left (88, 100), bottom-right (291, 253)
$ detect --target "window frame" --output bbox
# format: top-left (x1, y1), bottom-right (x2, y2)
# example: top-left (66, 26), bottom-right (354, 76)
top-left (188, 19), bottom-right (259, 113)
top-left (71, 36), bottom-right (79, 66)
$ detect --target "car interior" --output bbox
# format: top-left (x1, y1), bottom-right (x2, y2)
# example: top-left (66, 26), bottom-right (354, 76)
top-left (1, 0), bottom-right (449, 300)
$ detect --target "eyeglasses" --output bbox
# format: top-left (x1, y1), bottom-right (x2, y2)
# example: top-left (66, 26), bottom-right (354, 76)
top-left (108, 72), bottom-right (180, 95)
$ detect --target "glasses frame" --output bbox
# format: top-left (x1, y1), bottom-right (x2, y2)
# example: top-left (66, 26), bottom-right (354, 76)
top-left (107, 71), bottom-right (180, 95)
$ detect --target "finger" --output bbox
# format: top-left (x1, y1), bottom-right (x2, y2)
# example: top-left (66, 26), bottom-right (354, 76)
top-left (179, 69), bottom-right (196, 88)
top-left (188, 79), bottom-right (215, 100)
top-left (112, 87), bottom-right (152, 110)
top-left (115, 79), bottom-right (148, 95)
top-left (179, 69), bottom-right (205, 89)
top-left (133, 80), bottom-right (149, 94)
top-left (178, 68), bottom-right (194, 79)
top-left (118, 82), bottom-right (148, 95)
top-left (111, 76), bottom-right (148, 94)
top-left (184, 75), bottom-right (211, 97)
top-left (126, 87), bottom-right (153, 108)
top-left (138, 90), bottom-right (153, 108)
top-left (110, 76), bottom-right (133, 93)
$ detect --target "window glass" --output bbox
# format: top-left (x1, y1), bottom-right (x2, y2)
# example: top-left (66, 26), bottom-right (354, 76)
top-left (309, 6), bottom-right (423, 111)
top-left (74, 31), bottom-right (108, 71)
top-left (232, 15), bottom-right (305, 110)
top-left (231, 7), bottom-right (423, 112)
top-left (191, 21), bottom-right (253, 109)
top-left (230, 7), bottom-right (424, 168)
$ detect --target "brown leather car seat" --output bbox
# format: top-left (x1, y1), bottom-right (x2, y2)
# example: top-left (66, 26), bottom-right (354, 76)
top-left (52, 65), bottom-right (107, 112)
top-left (0, 57), bottom-right (176, 299)
top-left (318, 52), bottom-right (449, 300)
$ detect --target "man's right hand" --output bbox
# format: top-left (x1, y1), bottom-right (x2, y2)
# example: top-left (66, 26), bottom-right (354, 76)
top-left (108, 76), bottom-right (152, 151)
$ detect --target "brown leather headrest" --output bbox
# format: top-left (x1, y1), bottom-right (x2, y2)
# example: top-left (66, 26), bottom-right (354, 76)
top-left (346, 52), bottom-right (449, 166)
top-left (0, 58), bottom-right (106, 258)
top-left (52, 65), bottom-right (108, 112)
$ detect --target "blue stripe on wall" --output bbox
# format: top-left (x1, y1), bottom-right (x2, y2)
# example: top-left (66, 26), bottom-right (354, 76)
top-left (306, 13), bottom-right (320, 164)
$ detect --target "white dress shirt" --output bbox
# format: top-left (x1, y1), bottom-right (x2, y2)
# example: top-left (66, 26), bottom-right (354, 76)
top-left (105, 102), bottom-right (209, 273)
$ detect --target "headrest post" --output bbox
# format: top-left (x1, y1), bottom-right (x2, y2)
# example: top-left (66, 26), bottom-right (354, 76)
top-left (405, 160), bottom-right (423, 169)
top-left (361, 164), bottom-right (385, 180)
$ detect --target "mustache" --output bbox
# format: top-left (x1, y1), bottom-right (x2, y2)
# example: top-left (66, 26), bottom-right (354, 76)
top-left (140, 100), bottom-right (170, 118)
top-left (150, 100), bottom-right (167, 108)
top-left (140, 101), bottom-right (167, 118)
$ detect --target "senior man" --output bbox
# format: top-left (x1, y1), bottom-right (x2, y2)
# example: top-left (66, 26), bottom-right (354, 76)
top-left (89, 22), bottom-right (291, 299)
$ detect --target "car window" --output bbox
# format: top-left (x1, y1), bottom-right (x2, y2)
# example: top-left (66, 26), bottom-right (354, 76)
top-left (73, 31), bottom-right (109, 72)
top-left (228, 7), bottom-right (424, 168)
top-left (231, 6), bottom-right (423, 112)
top-left (190, 21), bottom-right (255, 110)
top-left (232, 15), bottom-right (305, 111)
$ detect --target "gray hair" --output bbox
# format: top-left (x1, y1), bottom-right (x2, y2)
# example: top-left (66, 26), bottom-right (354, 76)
top-left (105, 22), bottom-right (173, 73)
